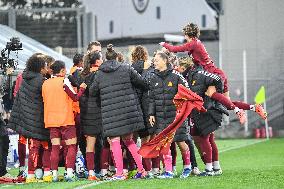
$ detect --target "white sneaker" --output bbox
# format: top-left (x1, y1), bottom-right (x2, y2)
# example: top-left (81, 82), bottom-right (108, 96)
top-left (191, 167), bottom-right (201, 175)
top-left (157, 171), bottom-right (174, 179)
top-left (213, 169), bottom-right (223, 176)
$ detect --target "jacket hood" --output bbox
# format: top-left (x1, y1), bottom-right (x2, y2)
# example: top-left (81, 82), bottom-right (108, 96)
top-left (22, 70), bottom-right (43, 81)
top-left (99, 60), bottom-right (121, 73)
top-left (131, 60), bottom-right (144, 74)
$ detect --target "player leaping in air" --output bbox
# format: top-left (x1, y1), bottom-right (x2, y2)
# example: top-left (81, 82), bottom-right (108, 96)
top-left (160, 22), bottom-right (267, 124)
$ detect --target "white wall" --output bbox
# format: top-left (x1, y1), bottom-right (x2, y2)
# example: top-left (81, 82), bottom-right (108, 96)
top-left (81, 0), bottom-right (217, 40)
top-left (219, 0), bottom-right (284, 80)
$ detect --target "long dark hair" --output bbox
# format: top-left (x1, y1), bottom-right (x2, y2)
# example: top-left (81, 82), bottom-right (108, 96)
top-left (81, 51), bottom-right (102, 77)
top-left (26, 53), bottom-right (46, 73)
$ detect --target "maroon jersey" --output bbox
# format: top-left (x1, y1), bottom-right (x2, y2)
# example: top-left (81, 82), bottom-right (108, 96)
top-left (163, 39), bottom-right (229, 93)
top-left (163, 38), bottom-right (215, 71)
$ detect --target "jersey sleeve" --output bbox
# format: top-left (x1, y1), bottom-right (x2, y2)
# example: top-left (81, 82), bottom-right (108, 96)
top-left (201, 71), bottom-right (224, 93)
top-left (163, 42), bottom-right (193, 53)
top-left (63, 78), bottom-right (85, 101)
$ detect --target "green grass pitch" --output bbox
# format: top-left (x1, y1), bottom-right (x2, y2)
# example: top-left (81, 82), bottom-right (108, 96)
top-left (2, 138), bottom-right (284, 189)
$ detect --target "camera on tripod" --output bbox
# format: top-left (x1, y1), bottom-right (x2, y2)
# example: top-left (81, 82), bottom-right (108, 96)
top-left (0, 37), bottom-right (23, 72)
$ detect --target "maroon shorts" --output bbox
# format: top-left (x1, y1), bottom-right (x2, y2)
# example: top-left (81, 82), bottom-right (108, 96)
top-left (190, 124), bottom-right (199, 136)
top-left (206, 66), bottom-right (229, 93)
top-left (50, 126), bottom-right (77, 140)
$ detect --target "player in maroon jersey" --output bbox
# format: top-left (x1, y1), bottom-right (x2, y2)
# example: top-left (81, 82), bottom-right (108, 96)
top-left (160, 22), bottom-right (267, 124)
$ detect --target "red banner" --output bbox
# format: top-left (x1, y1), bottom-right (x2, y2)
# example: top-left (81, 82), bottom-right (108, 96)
top-left (138, 84), bottom-right (206, 158)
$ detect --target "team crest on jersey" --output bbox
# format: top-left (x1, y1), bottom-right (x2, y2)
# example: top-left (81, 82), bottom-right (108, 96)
top-left (192, 80), bottom-right (196, 86)
top-left (168, 81), bottom-right (173, 87)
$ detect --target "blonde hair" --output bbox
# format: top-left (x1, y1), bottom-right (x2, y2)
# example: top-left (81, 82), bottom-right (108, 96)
top-left (178, 57), bottom-right (194, 68)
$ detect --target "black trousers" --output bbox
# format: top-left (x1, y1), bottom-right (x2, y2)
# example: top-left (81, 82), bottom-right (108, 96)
top-left (0, 134), bottom-right (9, 176)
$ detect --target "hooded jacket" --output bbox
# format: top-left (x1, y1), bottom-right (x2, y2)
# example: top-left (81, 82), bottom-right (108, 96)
top-left (8, 70), bottom-right (49, 140)
top-left (89, 60), bottom-right (147, 137)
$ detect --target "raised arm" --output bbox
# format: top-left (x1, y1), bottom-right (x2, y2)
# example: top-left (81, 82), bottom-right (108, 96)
top-left (63, 78), bottom-right (86, 102)
top-left (129, 65), bottom-right (148, 90)
top-left (160, 42), bottom-right (193, 53)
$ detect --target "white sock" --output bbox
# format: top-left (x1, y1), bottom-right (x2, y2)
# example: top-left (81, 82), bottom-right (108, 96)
top-left (52, 170), bottom-right (58, 177)
top-left (213, 161), bottom-right (221, 170)
top-left (234, 107), bottom-right (241, 114)
top-left (205, 163), bottom-right (213, 171)
top-left (101, 169), bottom-right (108, 176)
top-left (66, 168), bottom-right (74, 176)
top-left (153, 168), bottom-right (160, 174)
top-left (250, 105), bottom-right (256, 111)
top-left (27, 174), bottom-right (35, 179)
top-left (44, 171), bottom-right (52, 176)
top-left (89, 170), bottom-right (95, 176)
top-left (123, 169), bottom-right (128, 175)
top-left (184, 164), bottom-right (191, 169)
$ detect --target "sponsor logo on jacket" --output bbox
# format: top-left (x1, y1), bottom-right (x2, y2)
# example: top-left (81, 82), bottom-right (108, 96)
top-left (198, 70), bottom-right (220, 81)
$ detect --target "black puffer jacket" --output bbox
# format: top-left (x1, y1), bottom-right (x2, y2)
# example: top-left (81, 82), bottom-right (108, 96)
top-left (8, 71), bottom-right (49, 141)
top-left (186, 65), bottom-right (229, 136)
top-left (0, 118), bottom-right (7, 137)
top-left (89, 60), bottom-right (147, 137)
top-left (132, 61), bottom-right (155, 135)
top-left (148, 65), bottom-right (190, 142)
top-left (78, 71), bottom-right (102, 136)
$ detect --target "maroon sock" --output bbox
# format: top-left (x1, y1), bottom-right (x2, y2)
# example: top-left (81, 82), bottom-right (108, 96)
top-left (63, 144), bottom-right (68, 169)
top-left (152, 157), bottom-right (160, 169)
top-left (100, 147), bottom-right (110, 169)
top-left (66, 144), bottom-right (77, 169)
top-left (42, 148), bottom-right (51, 171)
top-left (127, 151), bottom-right (137, 171)
top-left (86, 152), bottom-right (95, 171)
top-left (209, 134), bottom-right (219, 162)
top-left (142, 158), bottom-right (152, 172)
top-left (193, 136), bottom-right (205, 163)
top-left (211, 92), bottom-right (235, 110)
top-left (18, 142), bottom-right (26, 167)
top-left (123, 150), bottom-right (128, 170)
top-left (232, 101), bottom-right (251, 110)
top-left (199, 135), bottom-right (212, 163)
top-left (37, 148), bottom-right (43, 168)
top-left (50, 145), bottom-right (60, 170)
top-left (28, 140), bottom-right (40, 173)
top-left (170, 143), bottom-right (177, 167)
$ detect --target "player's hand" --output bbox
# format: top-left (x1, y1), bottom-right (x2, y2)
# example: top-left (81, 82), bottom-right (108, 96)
top-left (149, 116), bottom-right (156, 127)
top-left (159, 42), bottom-right (165, 46)
top-left (6, 67), bottom-right (14, 75)
top-left (143, 61), bottom-right (150, 69)
top-left (161, 47), bottom-right (169, 54)
top-left (80, 83), bottom-right (87, 89)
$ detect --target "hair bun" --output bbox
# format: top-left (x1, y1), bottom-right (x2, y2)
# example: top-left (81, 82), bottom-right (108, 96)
top-left (107, 44), bottom-right (114, 52)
